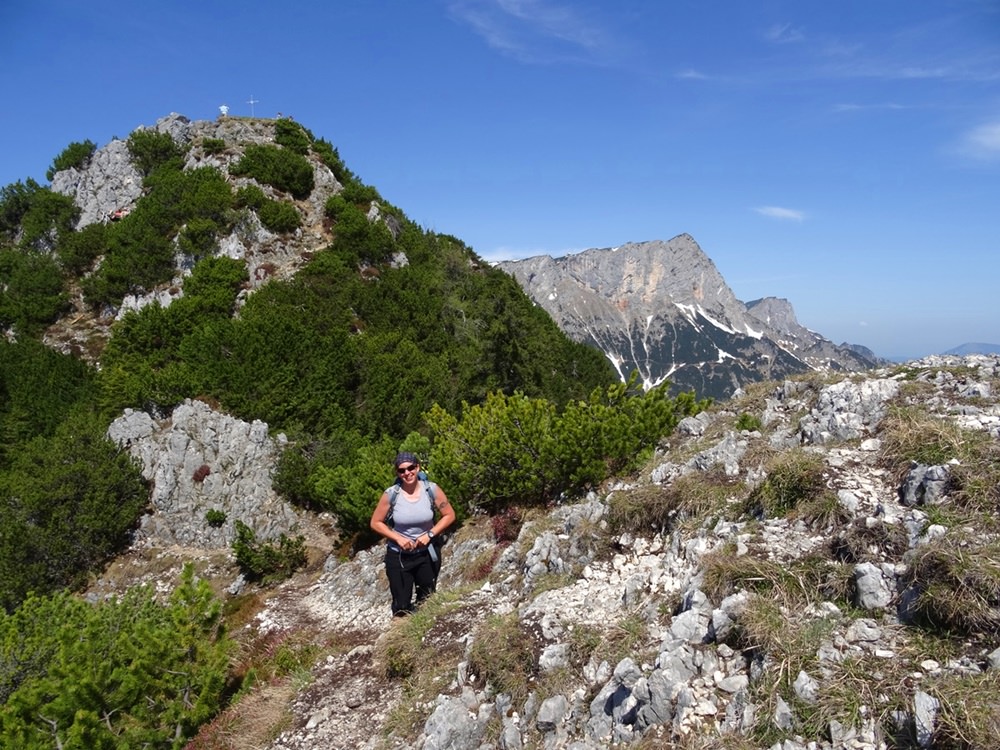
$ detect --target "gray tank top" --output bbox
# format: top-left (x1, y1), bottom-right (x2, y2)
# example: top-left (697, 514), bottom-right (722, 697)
top-left (387, 483), bottom-right (435, 549)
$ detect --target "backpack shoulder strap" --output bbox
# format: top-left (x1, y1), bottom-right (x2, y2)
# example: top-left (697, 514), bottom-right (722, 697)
top-left (385, 483), bottom-right (401, 526)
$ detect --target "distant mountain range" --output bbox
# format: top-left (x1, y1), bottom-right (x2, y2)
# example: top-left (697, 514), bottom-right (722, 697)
top-left (943, 343), bottom-right (1000, 356)
top-left (500, 236), bottom-right (885, 401)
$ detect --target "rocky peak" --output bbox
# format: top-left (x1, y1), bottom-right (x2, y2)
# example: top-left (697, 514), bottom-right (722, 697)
top-left (500, 236), bottom-right (881, 399)
top-left (43, 113), bottom-right (346, 361)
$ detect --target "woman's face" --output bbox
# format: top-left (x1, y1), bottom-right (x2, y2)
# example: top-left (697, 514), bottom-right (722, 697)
top-left (396, 461), bottom-right (419, 480)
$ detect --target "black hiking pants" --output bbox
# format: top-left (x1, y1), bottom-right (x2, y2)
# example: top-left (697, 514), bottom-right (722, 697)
top-left (385, 547), bottom-right (440, 616)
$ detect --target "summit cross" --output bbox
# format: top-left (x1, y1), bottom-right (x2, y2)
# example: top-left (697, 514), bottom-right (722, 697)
top-left (247, 95), bottom-right (259, 117)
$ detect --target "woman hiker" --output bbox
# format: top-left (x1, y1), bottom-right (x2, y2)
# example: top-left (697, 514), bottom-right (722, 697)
top-left (370, 452), bottom-right (456, 616)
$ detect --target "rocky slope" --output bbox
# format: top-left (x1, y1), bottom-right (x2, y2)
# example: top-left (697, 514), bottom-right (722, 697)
top-left (499, 238), bottom-right (882, 401)
top-left (98, 354), bottom-right (1000, 749)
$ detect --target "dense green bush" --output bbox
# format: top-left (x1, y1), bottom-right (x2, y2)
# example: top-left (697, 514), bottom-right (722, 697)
top-left (55, 221), bottom-right (107, 274)
top-left (46, 139), bottom-right (96, 180)
top-left (235, 184), bottom-right (300, 232)
top-left (201, 137), bottom-right (226, 155)
top-left (422, 378), bottom-right (706, 515)
top-left (179, 217), bottom-right (220, 257)
top-left (339, 181), bottom-right (381, 205)
top-left (0, 249), bottom-right (68, 335)
top-left (311, 137), bottom-right (356, 185)
top-left (127, 129), bottom-right (185, 176)
top-left (0, 407), bottom-right (148, 612)
top-left (0, 338), bottom-right (97, 456)
top-left (231, 521), bottom-right (307, 583)
top-left (0, 566), bottom-right (231, 747)
top-left (230, 144), bottom-right (314, 199)
top-left (258, 199), bottom-right (301, 233)
top-left (274, 118), bottom-right (311, 154)
top-left (235, 184), bottom-right (267, 209)
top-left (98, 256), bottom-right (248, 413)
top-left (0, 180), bottom-right (41, 239)
top-left (309, 435), bottom-right (401, 542)
top-left (0, 183), bottom-right (78, 252)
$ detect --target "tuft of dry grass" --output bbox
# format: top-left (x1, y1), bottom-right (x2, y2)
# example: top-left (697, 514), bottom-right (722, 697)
top-left (467, 612), bottom-right (539, 705)
top-left (926, 669), bottom-right (1000, 749)
top-left (376, 586), bottom-right (484, 740)
top-left (607, 472), bottom-right (737, 536)
top-left (700, 546), bottom-right (849, 609)
top-left (594, 612), bottom-right (652, 668)
top-left (879, 406), bottom-right (965, 469)
top-left (901, 533), bottom-right (1000, 636)
top-left (830, 518), bottom-right (910, 564)
top-left (184, 680), bottom-right (296, 750)
top-left (793, 490), bottom-right (851, 531)
top-left (740, 449), bottom-right (828, 521)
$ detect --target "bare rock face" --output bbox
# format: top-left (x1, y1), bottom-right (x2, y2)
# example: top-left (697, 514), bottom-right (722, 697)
top-left (107, 398), bottom-right (301, 549)
top-left (499, 235), bottom-right (881, 399)
top-left (50, 137), bottom-right (143, 228)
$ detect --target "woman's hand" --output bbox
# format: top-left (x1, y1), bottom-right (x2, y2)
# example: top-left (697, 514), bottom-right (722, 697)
top-left (397, 535), bottom-right (416, 551)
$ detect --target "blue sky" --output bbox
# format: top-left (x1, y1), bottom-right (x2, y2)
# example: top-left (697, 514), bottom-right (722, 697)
top-left (2, 1), bottom-right (997, 359)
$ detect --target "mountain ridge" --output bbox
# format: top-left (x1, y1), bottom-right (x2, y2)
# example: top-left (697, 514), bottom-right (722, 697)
top-left (499, 236), bottom-right (882, 400)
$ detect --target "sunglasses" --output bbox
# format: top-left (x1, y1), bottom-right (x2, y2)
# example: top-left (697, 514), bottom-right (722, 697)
top-left (396, 464), bottom-right (418, 474)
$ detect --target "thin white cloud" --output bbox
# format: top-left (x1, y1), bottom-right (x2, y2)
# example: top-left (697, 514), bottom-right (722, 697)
top-left (447, 0), bottom-right (618, 65)
top-left (832, 102), bottom-right (907, 113)
top-left (765, 23), bottom-right (805, 44)
top-left (675, 68), bottom-right (709, 80)
top-left (754, 206), bottom-right (806, 222)
top-left (955, 120), bottom-right (1000, 160)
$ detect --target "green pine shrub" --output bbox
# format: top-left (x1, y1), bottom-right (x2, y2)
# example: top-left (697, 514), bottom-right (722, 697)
top-left (425, 378), bottom-right (707, 514)
top-left (231, 521), bottom-right (307, 583)
top-left (274, 118), bottom-right (311, 155)
top-left (311, 137), bottom-right (356, 184)
top-left (202, 137), bottom-right (226, 155)
top-left (12, 187), bottom-right (78, 252)
top-left (230, 144), bottom-right (314, 199)
top-left (0, 180), bottom-right (41, 240)
top-left (309, 435), bottom-right (400, 544)
top-left (55, 221), bottom-right (107, 274)
top-left (0, 248), bottom-right (68, 336)
top-left (735, 412), bottom-right (763, 432)
top-left (0, 406), bottom-right (148, 612)
top-left (258, 199), bottom-right (301, 233)
top-left (339, 182), bottom-right (381, 205)
top-left (0, 565), bottom-right (232, 747)
top-left (179, 216), bottom-right (221, 257)
top-left (46, 139), bottom-right (96, 180)
top-left (127, 129), bottom-right (185, 176)
top-left (82, 165), bottom-right (233, 309)
top-left (235, 184), bottom-right (267, 209)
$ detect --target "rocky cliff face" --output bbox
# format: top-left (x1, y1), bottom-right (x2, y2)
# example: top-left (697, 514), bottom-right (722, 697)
top-left (499, 236), bottom-right (881, 400)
